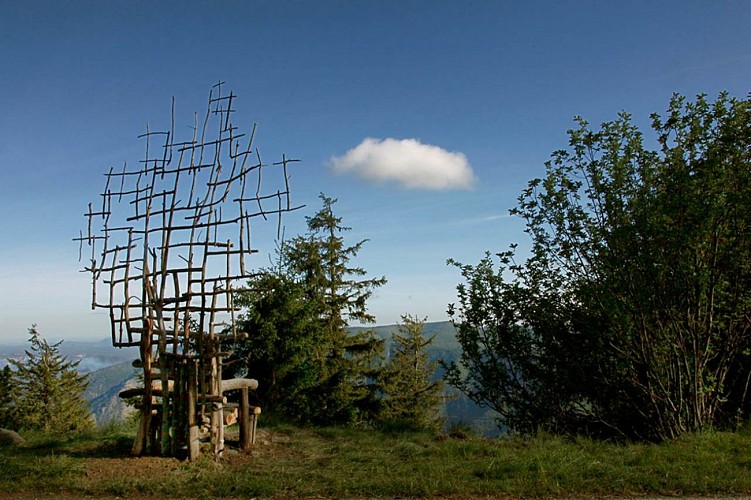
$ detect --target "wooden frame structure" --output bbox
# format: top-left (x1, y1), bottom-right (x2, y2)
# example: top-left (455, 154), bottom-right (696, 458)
top-left (76, 83), bottom-right (301, 459)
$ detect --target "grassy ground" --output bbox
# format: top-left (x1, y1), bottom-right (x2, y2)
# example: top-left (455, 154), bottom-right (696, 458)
top-left (2, 422), bottom-right (751, 498)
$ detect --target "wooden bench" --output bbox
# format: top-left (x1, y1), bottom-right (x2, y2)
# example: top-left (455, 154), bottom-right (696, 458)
top-left (119, 377), bottom-right (261, 451)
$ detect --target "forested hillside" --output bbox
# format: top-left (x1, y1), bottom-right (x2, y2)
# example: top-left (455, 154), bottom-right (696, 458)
top-left (85, 361), bottom-right (138, 425)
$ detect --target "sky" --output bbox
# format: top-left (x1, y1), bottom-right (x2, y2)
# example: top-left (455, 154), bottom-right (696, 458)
top-left (0, 1), bottom-right (750, 343)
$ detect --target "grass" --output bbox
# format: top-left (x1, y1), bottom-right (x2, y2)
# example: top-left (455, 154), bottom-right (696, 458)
top-left (2, 421), bottom-right (751, 498)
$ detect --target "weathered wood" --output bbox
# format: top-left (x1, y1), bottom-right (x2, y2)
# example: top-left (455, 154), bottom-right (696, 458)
top-left (211, 405), bottom-right (223, 459)
top-left (223, 408), bottom-right (239, 426)
top-left (78, 84), bottom-right (293, 460)
top-left (221, 378), bottom-right (259, 392)
top-left (239, 387), bottom-right (251, 450)
top-left (199, 394), bottom-right (226, 404)
top-left (132, 335), bottom-right (154, 456)
top-left (249, 406), bottom-right (261, 445)
top-left (118, 387), bottom-right (165, 399)
top-left (118, 379), bottom-right (174, 399)
top-left (238, 386), bottom-right (262, 450)
top-left (188, 379), bottom-right (199, 462)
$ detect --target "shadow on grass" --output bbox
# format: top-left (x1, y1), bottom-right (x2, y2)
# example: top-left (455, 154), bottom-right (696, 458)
top-left (4, 427), bottom-right (136, 459)
top-left (65, 434), bottom-right (134, 458)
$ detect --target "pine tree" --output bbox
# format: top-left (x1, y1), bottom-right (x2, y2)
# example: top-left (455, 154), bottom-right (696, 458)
top-left (0, 365), bottom-right (18, 430)
top-left (9, 326), bottom-right (93, 433)
top-left (284, 194), bottom-right (387, 426)
top-left (381, 315), bottom-right (445, 431)
top-left (230, 194), bottom-right (387, 426)
top-left (226, 269), bottom-right (323, 417)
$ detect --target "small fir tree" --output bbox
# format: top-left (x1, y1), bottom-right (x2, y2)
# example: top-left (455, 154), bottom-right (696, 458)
top-left (9, 326), bottom-right (93, 433)
top-left (0, 365), bottom-right (18, 430)
top-left (225, 269), bottom-right (323, 418)
top-left (381, 315), bottom-right (445, 432)
top-left (229, 194), bottom-right (387, 426)
top-left (284, 194), bottom-right (386, 426)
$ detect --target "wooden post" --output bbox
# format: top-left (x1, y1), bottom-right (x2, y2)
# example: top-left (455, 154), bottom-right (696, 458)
top-left (160, 357), bottom-right (171, 456)
top-left (150, 407), bottom-right (161, 456)
top-left (211, 349), bottom-right (224, 460)
top-left (188, 361), bottom-right (200, 461)
top-left (133, 336), bottom-right (153, 456)
top-left (249, 406), bottom-right (260, 445)
top-left (211, 403), bottom-right (223, 459)
top-left (132, 408), bottom-right (147, 456)
top-left (239, 387), bottom-right (251, 450)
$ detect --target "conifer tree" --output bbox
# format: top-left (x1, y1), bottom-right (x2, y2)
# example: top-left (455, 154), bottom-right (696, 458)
top-left (381, 315), bottom-right (445, 431)
top-left (285, 194), bottom-right (386, 425)
top-left (0, 365), bottom-right (17, 430)
top-left (229, 194), bottom-right (387, 426)
top-left (9, 326), bottom-right (93, 433)
top-left (226, 269), bottom-right (322, 418)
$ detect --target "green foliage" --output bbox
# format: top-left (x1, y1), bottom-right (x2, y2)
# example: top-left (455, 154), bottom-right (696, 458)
top-left (444, 251), bottom-right (579, 436)
top-left (228, 194), bottom-right (387, 426)
top-left (227, 270), bottom-right (323, 416)
top-left (448, 92), bottom-right (751, 440)
top-left (8, 326), bottom-right (94, 434)
top-left (381, 315), bottom-right (445, 431)
top-left (0, 365), bottom-right (18, 429)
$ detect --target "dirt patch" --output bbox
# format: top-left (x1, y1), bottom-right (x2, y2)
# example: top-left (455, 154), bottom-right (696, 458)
top-left (78, 428), bottom-right (295, 482)
top-left (83, 455), bottom-right (183, 482)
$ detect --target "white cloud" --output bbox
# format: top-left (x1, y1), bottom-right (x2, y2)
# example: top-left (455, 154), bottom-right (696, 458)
top-left (329, 138), bottom-right (476, 190)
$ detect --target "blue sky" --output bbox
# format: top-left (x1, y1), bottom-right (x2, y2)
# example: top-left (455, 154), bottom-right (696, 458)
top-left (1, 1), bottom-right (749, 342)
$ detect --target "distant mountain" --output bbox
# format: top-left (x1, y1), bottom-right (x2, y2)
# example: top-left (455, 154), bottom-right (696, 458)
top-left (85, 361), bottom-right (139, 425)
top-left (351, 320), bottom-right (461, 359)
top-left (0, 337), bottom-right (135, 372)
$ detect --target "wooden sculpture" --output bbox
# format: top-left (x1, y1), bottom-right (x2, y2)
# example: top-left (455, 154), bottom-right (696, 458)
top-left (76, 82), bottom-right (300, 459)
